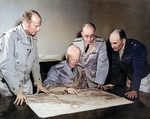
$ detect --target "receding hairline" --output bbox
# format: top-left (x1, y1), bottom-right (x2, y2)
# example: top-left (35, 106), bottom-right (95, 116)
top-left (22, 10), bottom-right (41, 22)
top-left (110, 28), bottom-right (126, 40)
top-left (82, 22), bottom-right (96, 32)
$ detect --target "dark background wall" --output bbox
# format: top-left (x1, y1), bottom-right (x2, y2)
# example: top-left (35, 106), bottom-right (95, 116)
top-left (90, 0), bottom-right (150, 63)
top-left (0, 0), bottom-right (150, 62)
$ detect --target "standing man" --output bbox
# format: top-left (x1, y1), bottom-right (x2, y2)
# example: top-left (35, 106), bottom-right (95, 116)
top-left (106, 28), bottom-right (150, 98)
top-left (0, 10), bottom-right (50, 105)
top-left (73, 22), bottom-right (109, 88)
top-left (43, 45), bottom-right (87, 95)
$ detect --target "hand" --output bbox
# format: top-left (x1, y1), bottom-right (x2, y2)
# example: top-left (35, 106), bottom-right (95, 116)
top-left (125, 90), bottom-right (138, 98)
top-left (14, 92), bottom-right (27, 105)
top-left (36, 84), bottom-right (51, 95)
top-left (104, 84), bottom-right (115, 89)
top-left (65, 88), bottom-right (77, 95)
top-left (97, 84), bottom-right (107, 90)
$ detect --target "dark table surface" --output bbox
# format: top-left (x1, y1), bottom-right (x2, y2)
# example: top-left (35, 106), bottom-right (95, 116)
top-left (0, 86), bottom-right (150, 119)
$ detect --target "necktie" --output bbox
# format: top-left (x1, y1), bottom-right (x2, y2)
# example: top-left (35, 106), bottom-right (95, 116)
top-left (71, 68), bottom-right (74, 72)
top-left (85, 44), bottom-right (89, 53)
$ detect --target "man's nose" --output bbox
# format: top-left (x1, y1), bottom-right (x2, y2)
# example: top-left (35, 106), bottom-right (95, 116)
top-left (111, 44), bottom-right (114, 48)
top-left (37, 27), bottom-right (40, 32)
top-left (73, 60), bottom-right (78, 64)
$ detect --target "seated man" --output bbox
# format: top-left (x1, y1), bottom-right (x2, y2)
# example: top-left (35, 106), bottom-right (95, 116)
top-left (105, 28), bottom-right (150, 98)
top-left (43, 45), bottom-right (87, 95)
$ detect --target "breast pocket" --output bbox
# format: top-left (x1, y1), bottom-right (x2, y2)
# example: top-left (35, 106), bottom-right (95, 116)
top-left (14, 52), bottom-right (26, 66)
top-left (89, 51), bottom-right (98, 63)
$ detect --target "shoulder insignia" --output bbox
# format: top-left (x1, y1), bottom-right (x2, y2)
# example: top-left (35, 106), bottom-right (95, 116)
top-left (95, 36), bottom-right (104, 42)
top-left (131, 41), bottom-right (137, 46)
top-left (55, 63), bottom-right (64, 69)
top-left (74, 37), bottom-right (83, 42)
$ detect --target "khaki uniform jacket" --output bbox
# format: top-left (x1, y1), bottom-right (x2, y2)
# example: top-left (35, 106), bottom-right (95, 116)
top-left (0, 24), bottom-right (42, 95)
top-left (73, 37), bottom-right (109, 88)
top-left (43, 60), bottom-right (86, 89)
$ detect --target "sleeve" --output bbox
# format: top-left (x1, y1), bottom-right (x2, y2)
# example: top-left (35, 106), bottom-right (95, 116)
top-left (94, 41), bottom-right (109, 84)
top-left (131, 44), bottom-right (148, 91)
top-left (43, 66), bottom-right (60, 89)
top-left (0, 33), bottom-right (23, 95)
top-left (31, 45), bottom-right (42, 86)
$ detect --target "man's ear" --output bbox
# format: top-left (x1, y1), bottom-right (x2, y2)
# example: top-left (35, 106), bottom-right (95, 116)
top-left (81, 31), bottom-right (83, 37)
top-left (65, 54), bottom-right (68, 60)
top-left (122, 38), bottom-right (126, 44)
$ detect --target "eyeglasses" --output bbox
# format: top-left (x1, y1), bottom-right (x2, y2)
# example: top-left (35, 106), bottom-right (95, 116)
top-left (83, 34), bottom-right (95, 39)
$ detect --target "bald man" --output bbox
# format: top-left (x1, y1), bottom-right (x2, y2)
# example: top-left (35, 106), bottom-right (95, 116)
top-left (73, 22), bottom-right (109, 89)
top-left (0, 10), bottom-right (50, 105)
top-left (106, 28), bottom-right (150, 98)
top-left (43, 45), bottom-right (87, 95)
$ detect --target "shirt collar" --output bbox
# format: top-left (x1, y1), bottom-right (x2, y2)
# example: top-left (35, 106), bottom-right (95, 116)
top-left (119, 42), bottom-right (126, 53)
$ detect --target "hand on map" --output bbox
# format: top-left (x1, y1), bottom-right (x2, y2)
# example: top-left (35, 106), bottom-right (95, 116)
top-left (97, 84), bottom-right (107, 90)
top-left (14, 92), bottom-right (27, 105)
top-left (65, 88), bottom-right (78, 95)
top-left (36, 84), bottom-right (51, 95)
top-left (97, 84), bottom-right (115, 90)
top-left (125, 90), bottom-right (137, 98)
top-left (104, 84), bottom-right (115, 90)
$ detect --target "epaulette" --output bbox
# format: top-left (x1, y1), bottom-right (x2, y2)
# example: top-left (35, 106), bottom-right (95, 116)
top-left (12, 27), bottom-right (18, 32)
top-left (6, 27), bottom-right (18, 34)
top-left (95, 37), bottom-right (104, 42)
top-left (55, 63), bottom-right (64, 69)
top-left (74, 37), bottom-right (83, 42)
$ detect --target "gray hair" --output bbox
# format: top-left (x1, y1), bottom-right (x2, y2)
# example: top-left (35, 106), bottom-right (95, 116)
top-left (23, 10), bottom-right (41, 22)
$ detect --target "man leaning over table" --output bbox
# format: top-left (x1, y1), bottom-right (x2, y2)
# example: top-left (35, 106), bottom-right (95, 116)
top-left (73, 22), bottom-right (109, 89)
top-left (105, 28), bottom-right (150, 98)
top-left (0, 10), bottom-right (50, 105)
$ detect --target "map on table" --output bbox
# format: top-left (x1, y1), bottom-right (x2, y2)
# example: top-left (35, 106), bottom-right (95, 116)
top-left (27, 88), bottom-right (133, 118)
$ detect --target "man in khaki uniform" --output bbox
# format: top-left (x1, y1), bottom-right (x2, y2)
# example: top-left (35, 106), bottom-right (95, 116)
top-left (43, 45), bottom-right (87, 95)
top-left (73, 23), bottom-right (109, 88)
top-left (0, 10), bottom-right (50, 105)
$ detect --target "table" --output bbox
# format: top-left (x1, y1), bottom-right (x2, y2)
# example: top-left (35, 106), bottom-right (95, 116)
top-left (0, 86), bottom-right (150, 119)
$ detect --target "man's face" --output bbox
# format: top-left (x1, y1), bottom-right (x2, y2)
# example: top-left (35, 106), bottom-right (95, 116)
top-left (24, 14), bottom-right (41, 36)
top-left (67, 53), bottom-right (80, 68)
top-left (109, 33), bottom-right (125, 51)
top-left (81, 27), bottom-right (95, 45)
